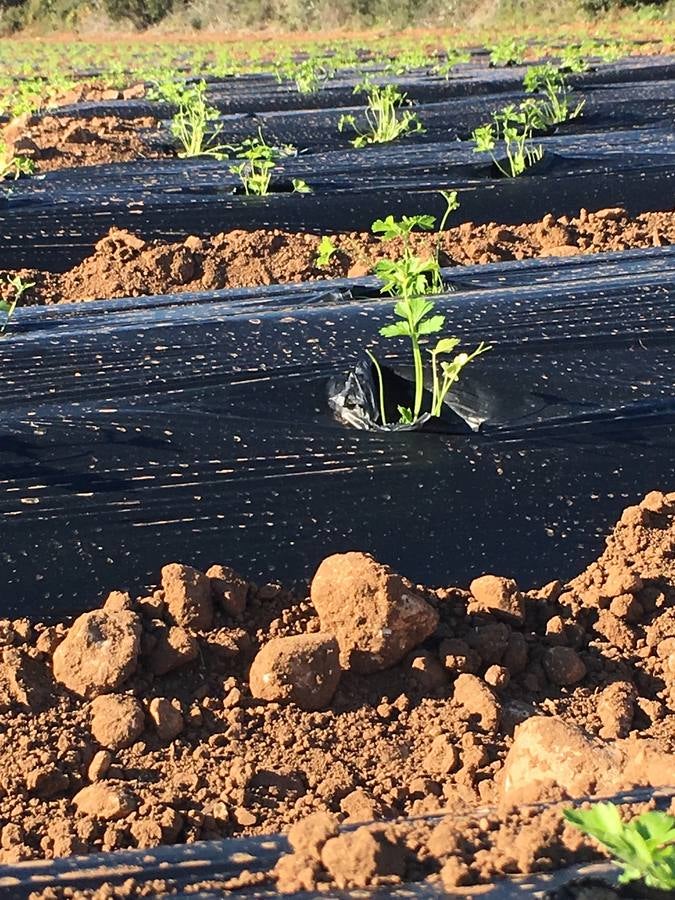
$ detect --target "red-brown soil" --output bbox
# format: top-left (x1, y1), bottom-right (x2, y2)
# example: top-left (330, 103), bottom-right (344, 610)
top-left (1, 206), bottom-right (673, 307)
top-left (3, 110), bottom-right (164, 173)
top-left (1, 490), bottom-right (674, 898)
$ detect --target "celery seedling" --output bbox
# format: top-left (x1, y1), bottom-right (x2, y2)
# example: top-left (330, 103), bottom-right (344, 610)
top-left (489, 38), bottom-right (527, 67)
top-left (523, 64), bottom-right (584, 126)
top-left (432, 48), bottom-right (471, 79)
top-left (0, 140), bottom-right (35, 181)
top-left (1, 274), bottom-right (35, 336)
top-left (170, 82), bottom-right (230, 159)
top-left (316, 236), bottom-right (337, 268)
top-left (564, 804), bottom-right (675, 892)
top-left (338, 83), bottom-right (424, 148)
top-left (367, 207), bottom-right (489, 425)
top-left (230, 132), bottom-right (307, 196)
top-left (472, 106), bottom-right (543, 177)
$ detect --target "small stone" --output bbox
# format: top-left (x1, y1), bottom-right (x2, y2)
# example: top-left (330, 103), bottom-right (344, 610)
top-left (423, 735), bottom-right (459, 775)
top-left (404, 650), bottom-right (449, 690)
top-left (311, 553), bottom-right (438, 673)
top-left (88, 750), bottom-right (112, 782)
top-left (233, 807), bottom-right (257, 826)
top-left (288, 812), bottom-right (339, 856)
top-left (321, 827), bottom-right (405, 889)
top-left (147, 625), bottom-right (198, 676)
top-left (206, 564), bottom-right (248, 618)
top-left (602, 567), bottom-right (643, 598)
top-left (148, 697), bottom-right (184, 741)
top-left (161, 563), bottom-right (213, 630)
top-left (453, 673), bottom-right (500, 732)
top-left (73, 783), bottom-right (137, 821)
top-left (469, 575), bottom-right (525, 623)
top-left (484, 665), bottom-right (510, 689)
top-left (597, 682), bottom-right (636, 739)
top-left (90, 694), bottom-right (145, 751)
top-left (543, 647), bottom-right (587, 686)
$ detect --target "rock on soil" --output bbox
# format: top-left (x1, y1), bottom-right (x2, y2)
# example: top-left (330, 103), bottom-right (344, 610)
top-left (52, 609), bottom-right (141, 698)
top-left (311, 552), bottom-right (439, 672)
top-left (248, 633), bottom-right (341, 711)
top-left (89, 693), bottom-right (145, 750)
top-left (161, 563), bottom-right (214, 630)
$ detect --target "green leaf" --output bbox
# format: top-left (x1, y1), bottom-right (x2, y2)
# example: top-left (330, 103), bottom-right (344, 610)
top-left (380, 321), bottom-right (410, 338)
top-left (0, 300), bottom-right (11, 314)
top-left (433, 337), bottom-right (461, 355)
top-left (417, 315), bottom-right (445, 335)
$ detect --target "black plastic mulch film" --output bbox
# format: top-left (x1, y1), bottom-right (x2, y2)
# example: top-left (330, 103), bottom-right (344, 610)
top-left (2, 247), bottom-right (674, 619)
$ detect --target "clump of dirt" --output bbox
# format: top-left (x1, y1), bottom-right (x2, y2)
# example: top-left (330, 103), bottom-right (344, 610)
top-left (1, 491), bottom-right (674, 897)
top-left (2, 111), bottom-right (165, 173)
top-left (3, 206), bottom-right (674, 307)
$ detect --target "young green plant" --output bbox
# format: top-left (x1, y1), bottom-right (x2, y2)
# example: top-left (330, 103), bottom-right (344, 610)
top-left (366, 201), bottom-right (490, 425)
top-left (229, 132), bottom-right (310, 196)
top-left (0, 274), bottom-right (35, 336)
top-left (170, 81), bottom-right (230, 159)
top-left (338, 82), bottom-right (424, 148)
top-left (0, 140), bottom-right (35, 181)
top-left (489, 38), bottom-right (527, 67)
top-left (315, 235), bottom-right (337, 269)
top-left (472, 105), bottom-right (543, 177)
top-left (564, 804), bottom-right (675, 892)
top-left (523, 64), bottom-right (584, 127)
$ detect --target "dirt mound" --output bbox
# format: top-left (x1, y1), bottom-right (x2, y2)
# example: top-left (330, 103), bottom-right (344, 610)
top-left (2, 206), bottom-right (673, 307)
top-left (0, 491), bottom-right (673, 896)
top-left (2, 112), bottom-right (164, 173)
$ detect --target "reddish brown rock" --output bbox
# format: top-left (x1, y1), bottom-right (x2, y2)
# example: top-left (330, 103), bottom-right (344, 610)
top-left (249, 634), bottom-right (341, 711)
top-left (148, 697), bottom-right (184, 741)
top-left (311, 553), bottom-right (439, 673)
top-left (321, 827), bottom-right (405, 889)
top-left (597, 681), bottom-right (636, 739)
top-left (423, 734), bottom-right (459, 775)
top-left (288, 811), bottom-right (339, 856)
top-left (543, 646), bottom-right (587, 686)
top-left (161, 563), bottom-right (213, 630)
top-left (72, 783), bottom-right (137, 821)
top-left (468, 575), bottom-right (525, 623)
top-left (453, 673), bottom-right (501, 732)
top-left (90, 694), bottom-right (145, 751)
top-left (146, 625), bottom-right (198, 676)
top-left (206, 564), bottom-right (248, 618)
top-left (52, 609), bottom-right (141, 698)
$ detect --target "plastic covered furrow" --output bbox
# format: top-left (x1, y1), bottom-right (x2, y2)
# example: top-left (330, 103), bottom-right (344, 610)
top-left (1, 250), bottom-right (674, 617)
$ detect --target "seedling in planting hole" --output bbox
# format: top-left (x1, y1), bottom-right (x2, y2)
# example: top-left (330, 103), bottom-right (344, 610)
top-left (366, 199), bottom-right (490, 425)
top-left (564, 804), bottom-right (675, 892)
top-left (489, 38), bottom-right (527, 67)
top-left (0, 274), bottom-right (35, 336)
top-left (275, 57), bottom-right (333, 95)
top-left (559, 45), bottom-right (589, 74)
top-left (338, 82), bottom-right (424, 148)
top-left (170, 82), bottom-right (230, 159)
top-left (432, 48), bottom-right (471, 79)
top-left (472, 106), bottom-right (543, 177)
top-left (315, 236), bottom-right (338, 269)
top-left (523, 64), bottom-right (584, 127)
top-left (229, 132), bottom-right (309, 196)
top-left (0, 141), bottom-right (35, 181)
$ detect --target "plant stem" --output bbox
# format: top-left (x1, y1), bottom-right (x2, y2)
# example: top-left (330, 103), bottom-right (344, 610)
top-left (366, 349), bottom-right (387, 426)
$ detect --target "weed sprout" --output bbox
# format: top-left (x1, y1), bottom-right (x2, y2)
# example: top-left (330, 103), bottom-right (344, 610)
top-left (315, 236), bottom-right (338, 268)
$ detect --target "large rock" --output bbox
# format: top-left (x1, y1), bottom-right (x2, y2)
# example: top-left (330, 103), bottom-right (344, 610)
top-left (501, 716), bottom-right (675, 804)
top-left (311, 553), bottom-right (439, 673)
top-left (161, 563), bottom-right (213, 630)
top-left (52, 610), bottom-right (141, 698)
top-left (249, 634), bottom-right (341, 711)
top-left (90, 694), bottom-right (145, 751)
